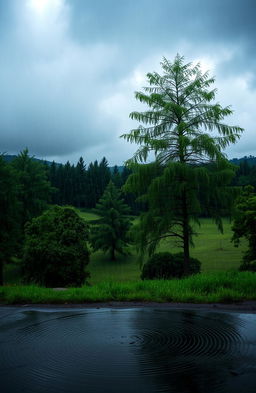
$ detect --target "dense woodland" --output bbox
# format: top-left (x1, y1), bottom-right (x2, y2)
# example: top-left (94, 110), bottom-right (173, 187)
top-left (3, 152), bottom-right (256, 209)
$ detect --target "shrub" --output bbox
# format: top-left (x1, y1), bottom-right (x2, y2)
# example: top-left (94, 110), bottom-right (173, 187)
top-left (232, 186), bottom-right (256, 271)
top-left (22, 206), bottom-right (90, 287)
top-left (141, 252), bottom-right (201, 280)
top-left (239, 260), bottom-right (256, 272)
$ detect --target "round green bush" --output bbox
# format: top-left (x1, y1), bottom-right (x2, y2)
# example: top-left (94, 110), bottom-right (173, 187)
top-left (141, 252), bottom-right (201, 280)
top-left (22, 206), bottom-right (90, 287)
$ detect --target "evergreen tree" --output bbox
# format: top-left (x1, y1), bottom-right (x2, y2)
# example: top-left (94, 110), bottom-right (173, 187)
top-left (75, 157), bottom-right (87, 207)
top-left (99, 157), bottom-right (111, 194)
top-left (49, 161), bottom-right (59, 204)
top-left (86, 158), bottom-right (111, 208)
top-left (90, 181), bottom-right (131, 260)
top-left (11, 149), bottom-right (53, 229)
top-left (55, 163), bottom-right (65, 204)
top-left (232, 185), bottom-right (256, 270)
top-left (86, 161), bottom-right (99, 207)
top-left (62, 161), bottom-right (75, 205)
top-left (0, 156), bottom-right (20, 285)
top-left (111, 165), bottom-right (122, 188)
top-left (121, 55), bottom-right (243, 273)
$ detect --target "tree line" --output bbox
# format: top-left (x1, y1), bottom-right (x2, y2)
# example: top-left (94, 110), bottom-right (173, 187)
top-left (48, 156), bottom-right (136, 209)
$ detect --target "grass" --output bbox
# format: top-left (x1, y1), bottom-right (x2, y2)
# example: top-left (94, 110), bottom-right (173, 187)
top-left (159, 218), bottom-right (246, 272)
top-left (76, 208), bottom-right (100, 222)
top-left (1, 271), bottom-right (256, 304)
top-left (3, 217), bottom-right (247, 285)
top-left (87, 218), bottom-right (247, 284)
top-left (1, 214), bottom-right (250, 305)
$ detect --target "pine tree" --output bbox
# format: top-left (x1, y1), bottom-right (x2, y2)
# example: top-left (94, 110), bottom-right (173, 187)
top-left (86, 161), bottom-right (99, 207)
top-left (99, 157), bottom-right (111, 194)
top-left (111, 165), bottom-right (122, 188)
top-left (90, 181), bottom-right (131, 260)
top-left (121, 55), bottom-right (243, 273)
top-left (11, 149), bottom-right (53, 229)
top-left (75, 157), bottom-right (87, 207)
top-left (62, 161), bottom-right (75, 205)
top-left (0, 156), bottom-right (20, 285)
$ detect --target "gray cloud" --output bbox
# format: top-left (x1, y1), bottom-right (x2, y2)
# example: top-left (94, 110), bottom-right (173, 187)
top-left (0, 0), bottom-right (255, 164)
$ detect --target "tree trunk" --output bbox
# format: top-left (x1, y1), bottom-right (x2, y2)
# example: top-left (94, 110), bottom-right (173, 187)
top-left (182, 191), bottom-right (190, 275)
top-left (111, 247), bottom-right (116, 261)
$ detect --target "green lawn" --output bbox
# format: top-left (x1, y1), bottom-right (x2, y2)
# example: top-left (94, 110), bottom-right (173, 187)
top-left (3, 215), bottom-right (246, 286)
top-left (76, 208), bottom-right (100, 222)
top-left (87, 217), bottom-right (246, 284)
top-left (159, 218), bottom-right (246, 273)
top-left (1, 213), bottom-right (251, 305)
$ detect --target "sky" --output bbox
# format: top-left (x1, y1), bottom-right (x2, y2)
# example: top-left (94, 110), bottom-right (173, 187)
top-left (0, 0), bottom-right (255, 165)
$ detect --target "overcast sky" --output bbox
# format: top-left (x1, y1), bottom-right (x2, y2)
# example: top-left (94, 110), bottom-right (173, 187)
top-left (0, 0), bottom-right (255, 165)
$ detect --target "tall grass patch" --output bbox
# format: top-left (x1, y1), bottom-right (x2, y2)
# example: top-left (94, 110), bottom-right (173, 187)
top-left (1, 272), bottom-right (256, 304)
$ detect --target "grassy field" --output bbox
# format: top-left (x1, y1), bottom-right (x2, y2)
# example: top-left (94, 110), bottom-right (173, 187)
top-left (3, 214), bottom-right (246, 286)
top-left (86, 217), bottom-right (247, 284)
top-left (2, 212), bottom-right (251, 305)
top-left (76, 208), bottom-right (101, 222)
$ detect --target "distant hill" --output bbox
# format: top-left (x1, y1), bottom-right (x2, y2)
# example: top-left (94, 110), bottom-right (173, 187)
top-left (2, 154), bottom-right (59, 166)
top-left (230, 155), bottom-right (256, 166)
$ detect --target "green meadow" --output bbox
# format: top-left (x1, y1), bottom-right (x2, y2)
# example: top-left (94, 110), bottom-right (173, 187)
top-left (86, 216), bottom-right (246, 284)
top-left (4, 214), bottom-right (246, 284)
top-left (2, 212), bottom-right (250, 305)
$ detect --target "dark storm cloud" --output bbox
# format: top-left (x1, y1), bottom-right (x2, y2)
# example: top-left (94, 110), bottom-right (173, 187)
top-left (0, 0), bottom-right (255, 164)
top-left (69, 0), bottom-right (256, 68)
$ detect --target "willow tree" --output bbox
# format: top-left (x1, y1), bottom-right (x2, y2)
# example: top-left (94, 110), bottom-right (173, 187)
top-left (121, 55), bottom-right (243, 274)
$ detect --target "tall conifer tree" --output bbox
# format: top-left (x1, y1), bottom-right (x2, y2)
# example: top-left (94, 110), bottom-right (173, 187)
top-left (121, 55), bottom-right (243, 273)
top-left (0, 156), bottom-right (20, 285)
top-left (11, 149), bottom-right (53, 228)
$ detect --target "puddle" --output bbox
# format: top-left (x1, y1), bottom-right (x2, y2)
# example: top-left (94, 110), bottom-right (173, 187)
top-left (1, 307), bottom-right (256, 392)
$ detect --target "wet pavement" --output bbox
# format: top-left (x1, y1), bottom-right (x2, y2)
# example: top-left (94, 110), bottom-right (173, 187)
top-left (1, 306), bottom-right (256, 393)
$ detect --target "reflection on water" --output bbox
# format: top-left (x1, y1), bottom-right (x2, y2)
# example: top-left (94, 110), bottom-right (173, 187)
top-left (0, 307), bottom-right (256, 393)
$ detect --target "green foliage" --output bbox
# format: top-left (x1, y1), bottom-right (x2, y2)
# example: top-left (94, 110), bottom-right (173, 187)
top-left (141, 252), bottom-right (201, 280)
top-left (232, 186), bottom-right (256, 271)
top-left (0, 156), bottom-right (20, 284)
top-left (22, 206), bottom-right (90, 287)
top-left (50, 156), bottom-right (111, 208)
top-left (121, 55), bottom-right (243, 166)
top-left (127, 160), bottom-right (237, 257)
top-left (90, 181), bottom-right (132, 260)
top-left (3, 217), bottom-right (248, 285)
top-left (11, 149), bottom-right (53, 227)
top-left (231, 159), bottom-right (256, 188)
top-left (121, 54), bottom-right (243, 272)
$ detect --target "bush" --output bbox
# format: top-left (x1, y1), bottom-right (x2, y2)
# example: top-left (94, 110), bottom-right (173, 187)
top-left (239, 260), bottom-right (256, 272)
top-left (141, 252), bottom-right (201, 280)
top-left (22, 206), bottom-right (90, 287)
